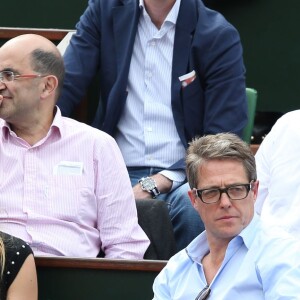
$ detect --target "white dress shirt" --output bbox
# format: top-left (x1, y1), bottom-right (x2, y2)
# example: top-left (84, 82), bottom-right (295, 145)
top-left (0, 108), bottom-right (149, 258)
top-left (114, 0), bottom-right (186, 185)
top-left (255, 110), bottom-right (300, 238)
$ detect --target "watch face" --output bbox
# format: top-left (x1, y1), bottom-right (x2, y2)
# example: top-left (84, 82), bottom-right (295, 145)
top-left (141, 178), bottom-right (156, 191)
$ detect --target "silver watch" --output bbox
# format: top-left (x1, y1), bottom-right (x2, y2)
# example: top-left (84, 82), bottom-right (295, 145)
top-left (138, 177), bottom-right (160, 198)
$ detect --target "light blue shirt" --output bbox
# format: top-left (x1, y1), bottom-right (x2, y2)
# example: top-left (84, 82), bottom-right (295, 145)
top-left (153, 214), bottom-right (300, 299)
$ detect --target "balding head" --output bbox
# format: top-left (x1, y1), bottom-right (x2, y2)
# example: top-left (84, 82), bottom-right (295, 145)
top-left (2, 34), bottom-right (60, 56)
top-left (0, 34), bottom-right (65, 96)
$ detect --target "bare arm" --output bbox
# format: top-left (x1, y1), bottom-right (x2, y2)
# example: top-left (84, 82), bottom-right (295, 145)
top-left (7, 254), bottom-right (38, 300)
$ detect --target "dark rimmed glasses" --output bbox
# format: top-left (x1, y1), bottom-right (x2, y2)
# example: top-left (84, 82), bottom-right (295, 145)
top-left (194, 181), bottom-right (254, 204)
top-left (195, 285), bottom-right (211, 300)
top-left (0, 71), bottom-right (48, 83)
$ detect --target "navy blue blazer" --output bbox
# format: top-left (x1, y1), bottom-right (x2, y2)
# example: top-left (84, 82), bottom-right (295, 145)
top-left (58, 0), bottom-right (247, 171)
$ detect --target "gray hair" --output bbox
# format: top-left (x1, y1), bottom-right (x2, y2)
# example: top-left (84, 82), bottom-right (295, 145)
top-left (30, 48), bottom-right (65, 98)
top-left (186, 133), bottom-right (257, 188)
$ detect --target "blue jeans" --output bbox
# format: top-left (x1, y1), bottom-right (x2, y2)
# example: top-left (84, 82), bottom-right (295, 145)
top-left (128, 167), bottom-right (205, 251)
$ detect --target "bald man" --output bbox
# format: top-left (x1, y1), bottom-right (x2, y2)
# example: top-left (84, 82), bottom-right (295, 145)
top-left (0, 34), bottom-right (150, 258)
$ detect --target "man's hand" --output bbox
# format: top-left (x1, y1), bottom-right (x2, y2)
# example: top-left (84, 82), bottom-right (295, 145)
top-left (0, 95), bottom-right (3, 107)
top-left (133, 173), bottom-right (172, 199)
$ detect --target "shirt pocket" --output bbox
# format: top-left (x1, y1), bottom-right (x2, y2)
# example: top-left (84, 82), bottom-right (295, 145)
top-left (181, 77), bottom-right (201, 99)
top-left (46, 175), bottom-right (95, 224)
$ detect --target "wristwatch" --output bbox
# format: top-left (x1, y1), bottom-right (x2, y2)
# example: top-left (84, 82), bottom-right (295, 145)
top-left (138, 177), bottom-right (160, 199)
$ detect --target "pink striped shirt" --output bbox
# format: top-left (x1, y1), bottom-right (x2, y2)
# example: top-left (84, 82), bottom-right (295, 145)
top-left (0, 108), bottom-right (149, 259)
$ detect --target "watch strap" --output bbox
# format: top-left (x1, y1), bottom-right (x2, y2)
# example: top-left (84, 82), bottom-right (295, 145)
top-left (150, 187), bottom-right (160, 198)
top-left (138, 177), bottom-right (160, 199)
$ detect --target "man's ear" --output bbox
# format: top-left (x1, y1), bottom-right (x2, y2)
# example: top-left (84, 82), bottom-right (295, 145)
top-left (252, 180), bottom-right (259, 202)
top-left (40, 75), bottom-right (58, 99)
top-left (188, 189), bottom-right (198, 208)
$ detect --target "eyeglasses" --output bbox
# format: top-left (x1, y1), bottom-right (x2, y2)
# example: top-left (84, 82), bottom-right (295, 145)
top-left (0, 71), bottom-right (47, 83)
top-left (195, 285), bottom-right (211, 300)
top-left (194, 181), bottom-right (254, 204)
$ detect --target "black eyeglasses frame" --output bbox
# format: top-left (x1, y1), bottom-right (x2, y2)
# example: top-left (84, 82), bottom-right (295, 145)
top-left (194, 181), bottom-right (254, 204)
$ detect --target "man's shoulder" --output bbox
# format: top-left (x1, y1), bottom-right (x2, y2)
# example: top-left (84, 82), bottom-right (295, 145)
top-left (165, 234), bottom-right (207, 272)
top-left (253, 221), bottom-right (300, 253)
top-left (191, 1), bottom-right (240, 51)
top-left (276, 109), bottom-right (300, 126)
top-left (163, 249), bottom-right (194, 275)
top-left (262, 109), bottom-right (300, 141)
top-left (197, 0), bottom-right (237, 30)
top-left (61, 117), bottom-right (114, 141)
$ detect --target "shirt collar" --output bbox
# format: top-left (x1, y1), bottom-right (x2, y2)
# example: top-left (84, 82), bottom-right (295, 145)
top-left (139, 0), bottom-right (181, 25)
top-left (238, 213), bottom-right (260, 249)
top-left (185, 213), bottom-right (261, 263)
top-left (1, 118), bottom-right (10, 138)
top-left (50, 106), bottom-right (64, 136)
top-left (185, 231), bottom-right (210, 263)
top-left (0, 106), bottom-right (63, 143)
top-left (42, 106), bottom-right (64, 142)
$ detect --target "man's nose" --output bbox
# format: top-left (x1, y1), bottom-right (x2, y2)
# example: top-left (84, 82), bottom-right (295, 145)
top-left (0, 80), bottom-right (7, 90)
top-left (219, 191), bottom-right (232, 208)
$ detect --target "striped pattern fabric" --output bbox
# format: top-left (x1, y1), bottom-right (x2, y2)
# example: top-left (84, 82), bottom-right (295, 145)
top-left (0, 108), bottom-right (149, 258)
top-left (115, 0), bottom-right (186, 178)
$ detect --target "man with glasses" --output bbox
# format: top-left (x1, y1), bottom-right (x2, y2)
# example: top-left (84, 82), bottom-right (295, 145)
top-left (0, 34), bottom-right (150, 258)
top-left (152, 133), bottom-right (300, 299)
